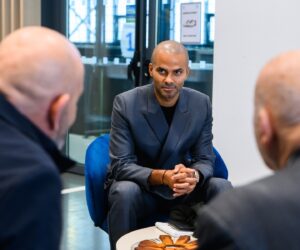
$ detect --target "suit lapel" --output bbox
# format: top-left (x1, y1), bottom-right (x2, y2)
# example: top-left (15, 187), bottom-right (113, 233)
top-left (143, 85), bottom-right (169, 144)
top-left (158, 90), bottom-right (190, 167)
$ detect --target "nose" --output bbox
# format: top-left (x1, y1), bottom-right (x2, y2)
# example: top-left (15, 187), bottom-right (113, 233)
top-left (164, 73), bottom-right (173, 84)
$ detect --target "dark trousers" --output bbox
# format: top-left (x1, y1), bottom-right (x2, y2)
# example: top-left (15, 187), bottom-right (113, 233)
top-left (107, 177), bottom-right (232, 249)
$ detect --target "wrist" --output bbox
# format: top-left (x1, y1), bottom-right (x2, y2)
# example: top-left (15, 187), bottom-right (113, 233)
top-left (149, 169), bottom-right (168, 186)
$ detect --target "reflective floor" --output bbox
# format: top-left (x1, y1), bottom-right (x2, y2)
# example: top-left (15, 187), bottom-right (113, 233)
top-left (61, 173), bottom-right (110, 250)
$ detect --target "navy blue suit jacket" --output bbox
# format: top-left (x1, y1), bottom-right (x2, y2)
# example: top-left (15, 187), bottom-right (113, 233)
top-left (106, 84), bottom-right (215, 199)
top-left (195, 150), bottom-right (300, 250)
top-left (0, 95), bottom-right (74, 250)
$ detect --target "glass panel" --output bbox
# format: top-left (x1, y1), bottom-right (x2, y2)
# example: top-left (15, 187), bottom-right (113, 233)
top-left (66, 0), bottom-right (136, 164)
top-left (67, 0), bottom-right (97, 43)
top-left (157, 0), bottom-right (215, 99)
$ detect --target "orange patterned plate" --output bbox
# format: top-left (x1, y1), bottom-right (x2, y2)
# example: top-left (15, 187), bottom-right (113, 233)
top-left (132, 235), bottom-right (198, 250)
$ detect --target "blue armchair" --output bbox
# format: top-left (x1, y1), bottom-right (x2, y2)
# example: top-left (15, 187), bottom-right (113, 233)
top-left (85, 134), bottom-right (110, 231)
top-left (85, 134), bottom-right (228, 232)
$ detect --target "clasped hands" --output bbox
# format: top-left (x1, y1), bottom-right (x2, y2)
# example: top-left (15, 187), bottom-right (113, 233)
top-left (163, 164), bottom-right (199, 197)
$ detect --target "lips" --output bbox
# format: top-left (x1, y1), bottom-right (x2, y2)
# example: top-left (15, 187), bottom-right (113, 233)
top-left (162, 86), bottom-right (176, 91)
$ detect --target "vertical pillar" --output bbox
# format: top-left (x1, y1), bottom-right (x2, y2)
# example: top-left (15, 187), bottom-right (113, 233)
top-left (0, 0), bottom-right (41, 41)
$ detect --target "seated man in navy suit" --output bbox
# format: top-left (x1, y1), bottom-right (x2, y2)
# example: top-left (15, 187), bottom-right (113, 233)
top-left (195, 51), bottom-right (300, 249)
top-left (106, 40), bottom-right (232, 248)
top-left (0, 27), bottom-right (84, 249)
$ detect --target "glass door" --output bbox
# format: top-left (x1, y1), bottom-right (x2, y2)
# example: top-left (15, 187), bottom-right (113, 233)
top-left (66, 0), bottom-right (137, 164)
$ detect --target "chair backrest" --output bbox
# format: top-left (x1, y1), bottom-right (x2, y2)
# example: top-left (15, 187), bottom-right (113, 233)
top-left (85, 134), bottom-right (110, 229)
top-left (213, 147), bottom-right (228, 179)
top-left (85, 133), bottom-right (228, 230)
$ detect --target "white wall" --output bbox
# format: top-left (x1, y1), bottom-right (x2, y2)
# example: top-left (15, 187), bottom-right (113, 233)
top-left (213, 0), bottom-right (300, 185)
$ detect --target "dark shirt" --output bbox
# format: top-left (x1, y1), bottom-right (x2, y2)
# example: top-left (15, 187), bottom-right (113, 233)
top-left (0, 95), bottom-right (75, 172)
top-left (160, 101), bottom-right (178, 126)
top-left (0, 94), bottom-right (75, 250)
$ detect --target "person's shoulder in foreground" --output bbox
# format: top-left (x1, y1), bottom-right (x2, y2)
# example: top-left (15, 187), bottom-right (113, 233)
top-left (195, 50), bottom-right (300, 250)
top-left (0, 26), bottom-right (84, 250)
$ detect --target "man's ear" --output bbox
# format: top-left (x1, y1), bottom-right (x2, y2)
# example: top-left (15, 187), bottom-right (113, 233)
top-left (257, 108), bottom-right (273, 146)
top-left (48, 94), bottom-right (70, 132)
top-left (148, 63), bottom-right (153, 77)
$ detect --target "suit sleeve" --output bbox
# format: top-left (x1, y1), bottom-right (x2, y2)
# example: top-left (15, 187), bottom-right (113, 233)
top-left (109, 94), bottom-right (152, 189)
top-left (190, 95), bottom-right (215, 183)
top-left (195, 205), bottom-right (239, 250)
top-left (0, 166), bottom-right (61, 250)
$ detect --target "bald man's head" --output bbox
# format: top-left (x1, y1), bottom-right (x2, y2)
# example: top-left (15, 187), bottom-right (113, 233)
top-left (0, 26), bottom-right (84, 148)
top-left (255, 51), bottom-right (300, 126)
top-left (254, 50), bottom-right (300, 170)
top-left (151, 40), bottom-right (189, 66)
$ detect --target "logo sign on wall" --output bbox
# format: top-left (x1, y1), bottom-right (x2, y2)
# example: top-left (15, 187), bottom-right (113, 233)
top-left (121, 22), bottom-right (135, 58)
top-left (180, 2), bottom-right (202, 44)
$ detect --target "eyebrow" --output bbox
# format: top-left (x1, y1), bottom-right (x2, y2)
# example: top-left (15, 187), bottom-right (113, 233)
top-left (174, 68), bottom-right (183, 72)
top-left (156, 66), bottom-right (184, 72)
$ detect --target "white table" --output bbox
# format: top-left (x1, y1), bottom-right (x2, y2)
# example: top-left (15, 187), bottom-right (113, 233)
top-left (116, 226), bottom-right (164, 250)
top-left (116, 226), bottom-right (196, 250)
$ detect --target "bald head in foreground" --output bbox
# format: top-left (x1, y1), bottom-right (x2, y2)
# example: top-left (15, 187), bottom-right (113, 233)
top-left (195, 51), bottom-right (300, 250)
top-left (0, 27), bottom-right (83, 249)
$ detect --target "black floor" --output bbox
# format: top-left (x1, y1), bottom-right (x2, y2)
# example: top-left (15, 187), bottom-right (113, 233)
top-left (61, 173), bottom-right (110, 250)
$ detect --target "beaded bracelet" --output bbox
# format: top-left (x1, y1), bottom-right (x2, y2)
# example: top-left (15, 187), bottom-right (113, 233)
top-left (162, 170), bottom-right (167, 185)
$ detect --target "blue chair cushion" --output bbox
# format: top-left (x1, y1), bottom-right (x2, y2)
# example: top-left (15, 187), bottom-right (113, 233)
top-left (85, 134), bottom-right (110, 228)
